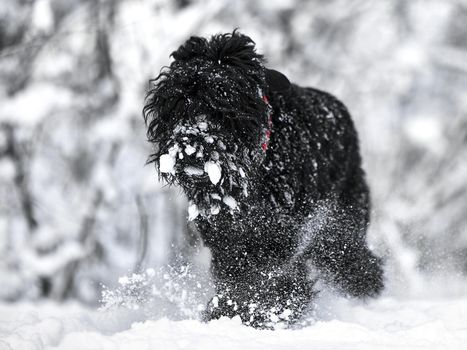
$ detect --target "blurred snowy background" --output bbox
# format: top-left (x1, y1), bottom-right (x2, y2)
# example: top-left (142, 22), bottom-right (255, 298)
top-left (1, 0), bottom-right (467, 308)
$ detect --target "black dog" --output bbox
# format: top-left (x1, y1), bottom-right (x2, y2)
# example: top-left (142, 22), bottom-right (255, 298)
top-left (143, 31), bottom-right (384, 328)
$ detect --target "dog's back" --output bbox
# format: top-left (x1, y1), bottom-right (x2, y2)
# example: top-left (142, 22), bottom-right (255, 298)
top-left (262, 84), bottom-right (368, 214)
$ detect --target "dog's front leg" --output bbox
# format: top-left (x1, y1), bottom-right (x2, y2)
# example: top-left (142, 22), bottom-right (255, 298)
top-left (203, 248), bottom-right (315, 328)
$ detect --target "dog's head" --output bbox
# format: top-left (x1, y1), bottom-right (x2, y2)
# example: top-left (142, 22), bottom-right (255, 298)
top-left (143, 31), bottom-right (289, 220)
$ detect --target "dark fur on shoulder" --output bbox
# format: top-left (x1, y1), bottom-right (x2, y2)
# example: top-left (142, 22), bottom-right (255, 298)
top-left (143, 31), bottom-right (384, 328)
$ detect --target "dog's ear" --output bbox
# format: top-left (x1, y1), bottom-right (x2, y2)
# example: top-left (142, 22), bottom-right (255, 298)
top-left (265, 69), bottom-right (291, 94)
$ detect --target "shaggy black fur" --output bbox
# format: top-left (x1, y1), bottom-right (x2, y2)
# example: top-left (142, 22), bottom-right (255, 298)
top-left (143, 31), bottom-right (384, 328)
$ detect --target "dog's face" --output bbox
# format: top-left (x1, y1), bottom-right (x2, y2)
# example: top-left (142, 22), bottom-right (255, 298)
top-left (143, 32), bottom-right (284, 220)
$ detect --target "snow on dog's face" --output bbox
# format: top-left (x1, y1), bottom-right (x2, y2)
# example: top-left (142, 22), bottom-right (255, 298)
top-left (143, 31), bottom-right (270, 220)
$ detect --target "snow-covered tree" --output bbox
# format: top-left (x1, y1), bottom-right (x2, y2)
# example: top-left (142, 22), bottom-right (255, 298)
top-left (1, 0), bottom-right (467, 303)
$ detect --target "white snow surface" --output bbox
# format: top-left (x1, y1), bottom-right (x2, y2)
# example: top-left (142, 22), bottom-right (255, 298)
top-left (1, 296), bottom-right (467, 350)
top-left (204, 161), bottom-right (222, 185)
top-left (222, 195), bottom-right (238, 210)
top-left (188, 203), bottom-right (200, 221)
top-left (159, 154), bottom-right (176, 174)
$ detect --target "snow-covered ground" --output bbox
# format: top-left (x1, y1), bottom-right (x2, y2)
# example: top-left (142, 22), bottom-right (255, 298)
top-left (1, 292), bottom-right (467, 350)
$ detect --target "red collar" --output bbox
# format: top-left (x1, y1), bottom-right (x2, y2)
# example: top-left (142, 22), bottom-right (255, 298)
top-left (261, 95), bottom-right (272, 152)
